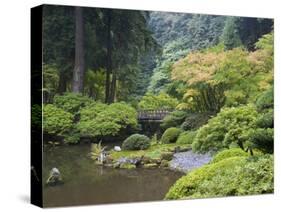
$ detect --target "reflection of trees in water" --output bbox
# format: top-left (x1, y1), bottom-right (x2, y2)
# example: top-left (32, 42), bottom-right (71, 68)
top-left (43, 144), bottom-right (183, 207)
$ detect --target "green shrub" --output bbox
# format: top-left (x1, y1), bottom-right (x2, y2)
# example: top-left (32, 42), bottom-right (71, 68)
top-left (176, 131), bottom-right (197, 145)
top-left (165, 155), bottom-right (273, 199)
top-left (78, 102), bottom-right (108, 122)
top-left (53, 93), bottom-right (93, 114)
top-left (77, 102), bottom-right (137, 138)
top-left (63, 131), bottom-right (80, 144)
top-left (192, 105), bottom-right (258, 153)
top-left (43, 104), bottom-right (74, 135)
top-left (256, 109), bottom-right (273, 128)
top-left (256, 86), bottom-right (273, 111)
top-left (250, 128), bottom-right (274, 154)
top-left (122, 134), bottom-right (150, 150)
top-left (31, 104), bottom-right (42, 129)
top-left (161, 110), bottom-right (188, 130)
top-left (250, 87), bottom-right (274, 154)
top-left (181, 113), bottom-right (212, 131)
top-left (212, 148), bottom-right (249, 163)
top-left (161, 127), bottom-right (182, 144)
top-left (138, 92), bottom-right (178, 110)
top-left (43, 64), bottom-right (59, 102)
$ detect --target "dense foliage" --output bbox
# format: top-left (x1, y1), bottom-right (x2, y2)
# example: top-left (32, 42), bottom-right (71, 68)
top-left (222, 17), bottom-right (273, 50)
top-left (122, 134), bottom-right (150, 150)
top-left (211, 148), bottom-right (249, 163)
top-left (172, 40), bottom-right (273, 112)
top-left (161, 127), bottom-right (182, 144)
top-left (192, 105), bottom-right (258, 153)
top-left (165, 155), bottom-right (273, 199)
top-left (78, 102), bottom-right (137, 139)
top-left (43, 104), bottom-right (74, 135)
top-left (138, 93), bottom-right (178, 110)
top-left (31, 104), bottom-right (42, 129)
top-left (176, 131), bottom-right (197, 145)
top-left (160, 110), bottom-right (188, 130)
top-left (180, 113), bottom-right (212, 131)
top-left (250, 87), bottom-right (274, 153)
top-left (54, 93), bottom-right (93, 114)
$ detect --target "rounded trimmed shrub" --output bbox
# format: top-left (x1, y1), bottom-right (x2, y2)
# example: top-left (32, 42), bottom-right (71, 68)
top-left (161, 127), bottom-right (182, 144)
top-left (122, 134), bottom-right (150, 150)
top-left (77, 102), bottom-right (137, 138)
top-left (43, 104), bottom-right (73, 135)
top-left (192, 105), bottom-right (258, 153)
top-left (53, 92), bottom-right (94, 114)
top-left (176, 131), bottom-right (197, 145)
top-left (165, 155), bottom-right (273, 200)
top-left (211, 148), bottom-right (249, 163)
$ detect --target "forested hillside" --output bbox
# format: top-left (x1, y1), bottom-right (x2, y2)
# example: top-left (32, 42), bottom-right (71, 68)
top-left (146, 12), bottom-right (273, 95)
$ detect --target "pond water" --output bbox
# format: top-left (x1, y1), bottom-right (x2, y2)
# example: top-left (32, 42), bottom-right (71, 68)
top-left (43, 143), bottom-right (183, 207)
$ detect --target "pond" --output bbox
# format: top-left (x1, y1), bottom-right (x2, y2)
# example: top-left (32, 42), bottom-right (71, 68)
top-left (43, 143), bottom-right (184, 207)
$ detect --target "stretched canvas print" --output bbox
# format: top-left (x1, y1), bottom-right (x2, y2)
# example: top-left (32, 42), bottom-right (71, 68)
top-left (31, 4), bottom-right (274, 208)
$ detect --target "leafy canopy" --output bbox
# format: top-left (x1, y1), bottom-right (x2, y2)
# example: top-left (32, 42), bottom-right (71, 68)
top-left (192, 105), bottom-right (258, 153)
top-left (43, 104), bottom-right (74, 135)
top-left (171, 34), bottom-right (273, 112)
top-left (138, 92), bottom-right (178, 110)
top-left (77, 102), bottom-right (137, 138)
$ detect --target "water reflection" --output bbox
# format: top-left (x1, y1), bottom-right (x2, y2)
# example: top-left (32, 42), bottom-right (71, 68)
top-left (43, 144), bottom-right (183, 207)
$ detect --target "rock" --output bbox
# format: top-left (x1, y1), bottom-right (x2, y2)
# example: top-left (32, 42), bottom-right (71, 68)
top-left (114, 146), bottom-right (122, 151)
top-left (95, 161), bottom-right (104, 166)
top-left (178, 147), bottom-right (192, 152)
top-left (46, 167), bottom-right (63, 186)
top-left (105, 155), bottom-right (114, 164)
top-left (131, 157), bottom-right (143, 167)
top-left (113, 162), bottom-right (120, 168)
top-left (160, 160), bottom-right (169, 168)
top-left (161, 152), bottom-right (174, 161)
top-left (142, 156), bottom-right (151, 164)
top-left (120, 163), bottom-right (136, 169)
top-left (143, 163), bottom-right (158, 168)
top-left (150, 158), bottom-right (162, 165)
top-left (104, 163), bottom-right (114, 168)
top-left (174, 146), bottom-right (181, 153)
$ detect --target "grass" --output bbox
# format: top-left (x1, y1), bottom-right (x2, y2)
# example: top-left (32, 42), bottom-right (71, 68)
top-left (110, 143), bottom-right (191, 160)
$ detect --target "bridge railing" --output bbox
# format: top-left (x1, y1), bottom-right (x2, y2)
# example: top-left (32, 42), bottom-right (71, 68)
top-left (137, 109), bottom-right (173, 120)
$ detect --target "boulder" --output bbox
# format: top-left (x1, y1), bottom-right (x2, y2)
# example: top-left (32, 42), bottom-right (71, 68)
top-left (105, 155), bottom-right (114, 164)
top-left (120, 163), bottom-right (136, 169)
top-left (160, 160), bottom-right (169, 168)
top-left (150, 158), bottom-right (162, 165)
top-left (113, 162), bottom-right (120, 168)
top-left (142, 156), bottom-right (152, 164)
top-left (161, 152), bottom-right (174, 161)
top-left (143, 163), bottom-right (158, 168)
top-left (178, 147), bottom-right (192, 152)
top-left (174, 146), bottom-right (181, 153)
top-left (114, 146), bottom-right (122, 151)
top-left (104, 163), bottom-right (114, 168)
top-left (46, 167), bottom-right (63, 186)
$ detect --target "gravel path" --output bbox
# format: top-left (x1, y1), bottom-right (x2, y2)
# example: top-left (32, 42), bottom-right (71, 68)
top-left (170, 150), bottom-right (212, 173)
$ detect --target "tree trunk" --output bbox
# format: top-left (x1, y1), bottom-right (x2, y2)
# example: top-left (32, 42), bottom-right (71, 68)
top-left (72, 7), bottom-right (85, 93)
top-left (58, 71), bottom-right (67, 94)
top-left (109, 68), bottom-right (117, 103)
top-left (105, 10), bottom-right (112, 103)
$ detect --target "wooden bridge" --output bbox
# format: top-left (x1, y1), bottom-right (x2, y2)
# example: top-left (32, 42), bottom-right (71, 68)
top-left (137, 109), bottom-right (172, 121)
